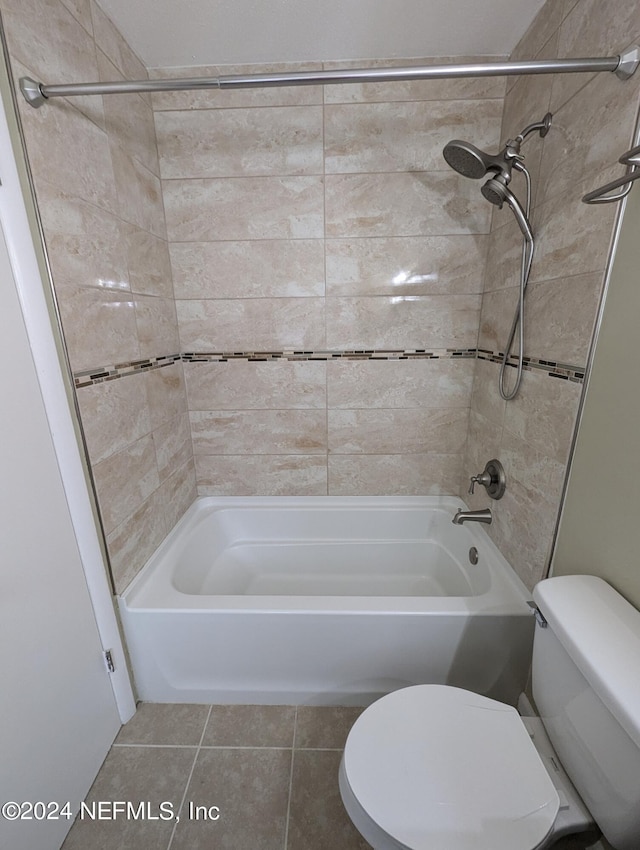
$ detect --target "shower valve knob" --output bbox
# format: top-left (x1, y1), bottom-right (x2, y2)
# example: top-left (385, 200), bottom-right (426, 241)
top-left (468, 472), bottom-right (491, 495)
top-left (468, 459), bottom-right (506, 500)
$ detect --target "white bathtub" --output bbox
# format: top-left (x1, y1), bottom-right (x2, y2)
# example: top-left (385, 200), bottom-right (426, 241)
top-left (118, 496), bottom-right (535, 705)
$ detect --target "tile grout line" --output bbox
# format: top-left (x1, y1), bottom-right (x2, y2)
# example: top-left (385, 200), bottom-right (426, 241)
top-left (112, 742), bottom-right (200, 749)
top-left (112, 741), bottom-right (319, 750)
top-left (165, 704), bottom-right (213, 850)
top-left (322, 86), bottom-right (329, 498)
top-left (282, 705), bottom-right (299, 850)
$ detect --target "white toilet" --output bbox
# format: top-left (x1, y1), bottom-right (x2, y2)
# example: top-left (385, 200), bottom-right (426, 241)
top-left (340, 575), bottom-right (640, 850)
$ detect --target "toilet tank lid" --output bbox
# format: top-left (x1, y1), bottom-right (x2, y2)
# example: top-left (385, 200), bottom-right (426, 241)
top-left (534, 575), bottom-right (640, 749)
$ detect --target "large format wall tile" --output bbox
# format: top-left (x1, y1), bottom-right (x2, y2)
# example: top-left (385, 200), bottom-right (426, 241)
top-left (76, 376), bottom-right (152, 465)
top-left (324, 99), bottom-right (503, 173)
top-left (170, 239), bottom-right (325, 299)
top-left (190, 409), bottom-right (327, 455)
top-left (163, 176), bottom-right (325, 241)
top-left (523, 272), bottom-right (601, 366)
top-left (134, 295), bottom-right (180, 359)
top-left (328, 408), bottom-right (468, 454)
top-left (326, 295), bottom-right (481, 350)
top-left (156, 106), bottom-right (323, 178)
top-left (124, 224), bottom-right (174, 298)
top-left (325, 172), bottom-right (492, 237)
top-left (176, 297), bottom-right (326, 350)
top-left (325, 235), bottom-right (486, 297)
top-left (106, 489), bottom-right (169, 592)
top-left (146, 363), bottom-right (190, 430)
top-left (195, 455), bottom-right (328, 496)
top-left (59, 285), bottom-right (141, 371)
top-left (185, 360), bottom-right (327, 410)
top-left (327, 359), bottom-right (474, 409)
top-left (153, 412), bottom-right (193, 480)
top-left (92, 434), bottom-right (160, 534)
top-left (158, 458), bottom-right (198, 535)
top-left (502, 368), bottom-right (582, 463)
top-left (36, 178), bottom-right (129, 295)
top-left (329, 454), bottom-right (463, 496)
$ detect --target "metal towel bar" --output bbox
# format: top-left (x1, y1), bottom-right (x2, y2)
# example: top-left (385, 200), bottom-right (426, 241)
top-left (582, 144), bottom-right (640, 204)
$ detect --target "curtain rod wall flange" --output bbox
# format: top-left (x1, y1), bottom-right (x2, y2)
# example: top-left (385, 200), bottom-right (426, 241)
top-left (18, 44), bottom-right (640, 109)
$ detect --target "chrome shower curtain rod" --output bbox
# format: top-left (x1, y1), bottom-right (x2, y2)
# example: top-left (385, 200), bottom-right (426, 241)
top-left (19, 44), bottom-right (640, 108)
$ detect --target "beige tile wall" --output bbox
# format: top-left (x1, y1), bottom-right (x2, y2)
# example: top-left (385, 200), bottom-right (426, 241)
top-left (463, 0), bottom-right (640, 590)
top-left (1, 0), bottom-right (197, 592)
top-left (10, 0), bottom-right (636, 596)
top-left (152, 59), bottom-right (505, 496)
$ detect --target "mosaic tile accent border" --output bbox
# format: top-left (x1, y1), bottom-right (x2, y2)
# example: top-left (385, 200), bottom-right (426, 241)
top-left (73, 348), bottom-right (585, 387)
top-left (182, 347), bottom-right (477, 362)
top-left (74, 354), bottom-right (182, 388)
top-left (476, 349), bottom-right (585, 383)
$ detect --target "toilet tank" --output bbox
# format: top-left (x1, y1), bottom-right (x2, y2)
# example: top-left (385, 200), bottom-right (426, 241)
top-left (532, 575), bottom-right (640, 850)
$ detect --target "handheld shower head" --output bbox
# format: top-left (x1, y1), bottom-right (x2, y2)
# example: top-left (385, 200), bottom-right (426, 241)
top-left (480, 175), bottom-right (509, 206)
top-left (481, 176), bottom-right (533, 242)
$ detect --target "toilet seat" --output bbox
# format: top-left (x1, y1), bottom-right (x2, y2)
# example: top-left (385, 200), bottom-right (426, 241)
top-left (341, 685), bottom-right (560, 850)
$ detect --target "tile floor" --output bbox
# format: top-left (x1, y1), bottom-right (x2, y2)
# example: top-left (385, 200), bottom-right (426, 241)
top-left (62, 703), bottom-right (370, 850)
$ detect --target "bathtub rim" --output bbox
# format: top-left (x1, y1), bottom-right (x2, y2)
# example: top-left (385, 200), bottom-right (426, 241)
top-left (119, 495), bottom-right (533, 615)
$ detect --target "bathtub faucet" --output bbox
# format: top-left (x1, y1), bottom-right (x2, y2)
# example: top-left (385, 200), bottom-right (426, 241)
top-left (452, 508), bottom-right (492, 525)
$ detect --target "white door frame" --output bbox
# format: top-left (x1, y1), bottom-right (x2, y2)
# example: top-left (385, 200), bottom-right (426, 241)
top-left (0, 67), bottom-right (135, 723)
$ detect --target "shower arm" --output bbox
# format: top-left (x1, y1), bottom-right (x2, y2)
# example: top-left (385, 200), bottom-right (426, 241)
top-left (19, 45), bottom-right (640, 108)
top-left (515, 114), bottom-right (553, 144)
top-left (501, 113), bottom-right (552, 170)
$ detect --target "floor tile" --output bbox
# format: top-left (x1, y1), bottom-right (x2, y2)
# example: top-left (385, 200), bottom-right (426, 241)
top-left (294, 706), bottom-right (363, 749)
top-left (170, 747), bottom-right (292, 850)
top-left (202, 704), bottom-right (296, 748)
top-left (286, 750), bottom-right (369, 850)
top-left (115, 702), bottom-right (210, 746)
top-left (61, 746), bottom-right (195, 850)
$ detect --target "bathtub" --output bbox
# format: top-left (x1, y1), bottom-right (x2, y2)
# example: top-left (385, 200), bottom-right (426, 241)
top-left (118, 496), bottom-right (535, 706)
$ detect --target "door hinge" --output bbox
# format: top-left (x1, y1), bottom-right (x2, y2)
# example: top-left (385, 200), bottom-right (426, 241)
top-left (103, 649), bottom-right (116, 673)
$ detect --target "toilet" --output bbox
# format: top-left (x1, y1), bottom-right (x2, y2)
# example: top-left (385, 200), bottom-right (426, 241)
top-left (339, 575), bottom-right (640, 850)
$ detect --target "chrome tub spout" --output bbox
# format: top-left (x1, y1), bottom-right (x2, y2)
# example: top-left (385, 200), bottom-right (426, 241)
top-left (452, 508), bottom-right (492, 525)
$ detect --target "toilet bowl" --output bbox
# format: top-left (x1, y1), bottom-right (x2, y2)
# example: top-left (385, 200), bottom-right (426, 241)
top-left (339, 576), bottom-right (640, 850)
top-left (339, 684), bottom-right (592, 850)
